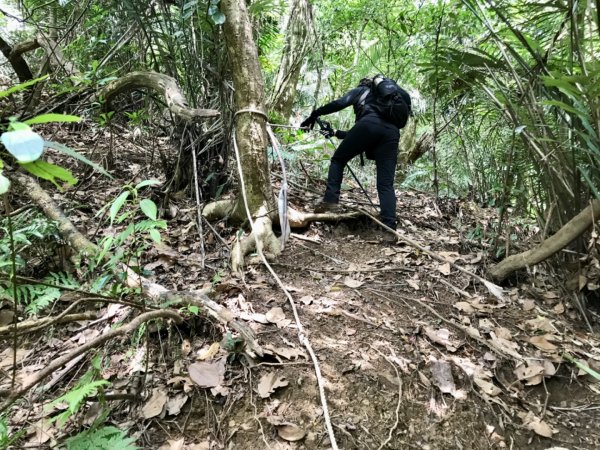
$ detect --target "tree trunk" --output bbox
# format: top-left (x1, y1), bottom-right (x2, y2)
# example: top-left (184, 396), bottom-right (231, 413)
top-left (0, 36), bottom-right (33, 82)
top-left (268, 0), bottom-right (312, 120)
top-left (217, 0), bottom-right (281, 269)
top-left (489, 199), bottom-right (600, 281)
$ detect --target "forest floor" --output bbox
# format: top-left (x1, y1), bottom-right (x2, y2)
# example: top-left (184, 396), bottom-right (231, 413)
top-left (3, 127), bottom-right (600, 450)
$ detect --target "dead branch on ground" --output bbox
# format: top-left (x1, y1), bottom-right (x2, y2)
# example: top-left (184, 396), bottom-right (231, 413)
top-left (0, 310), bottom-right (182, 409)
top-left (7, 171), bottom-right (263, 356)
top-left (489, 200), bottom-right (600, 282)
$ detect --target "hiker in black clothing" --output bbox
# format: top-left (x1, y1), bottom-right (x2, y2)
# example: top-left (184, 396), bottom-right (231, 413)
top-left (301, 75), bottom-right (410, 231)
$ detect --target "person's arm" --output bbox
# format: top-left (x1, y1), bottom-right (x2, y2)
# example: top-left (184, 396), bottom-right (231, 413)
top-left (313, 87), bottom-right (365, 116)
top-left (335, 130), bottom-right (348, 139)
top-left (301, 87), bottom-right (366, 129)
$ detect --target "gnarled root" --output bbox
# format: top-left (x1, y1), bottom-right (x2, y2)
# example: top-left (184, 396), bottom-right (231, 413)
top-left (232, 215), bottom-right (281, 272)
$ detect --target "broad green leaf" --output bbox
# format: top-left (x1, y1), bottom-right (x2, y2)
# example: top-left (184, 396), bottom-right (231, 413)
top-left (148, 228), bottom-right (161, 243)
top-left (0, 75), bottom-right (48, 99)
top-left (110, 191), bottom-right (130, 224)
top-left (24, 114), bottom-right (81, 125)
top-left (135, 179), bottom-right (161, 190)
top-left (20, 160), bottom-right (77, 189)
top-left (139, 199), bottom-right (158, 220)
top-left (1, 129), bottom-right (44, 163)
top-left (0, 173), bottom-right (9, 194)
top-left (44, 140), bottom-right (112, 178)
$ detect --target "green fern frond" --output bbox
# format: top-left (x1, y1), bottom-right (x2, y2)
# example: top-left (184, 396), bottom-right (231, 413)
top-left (65, 426), bottom-right (137, 450)
top-left (49, 380), bottom-right (110, 427)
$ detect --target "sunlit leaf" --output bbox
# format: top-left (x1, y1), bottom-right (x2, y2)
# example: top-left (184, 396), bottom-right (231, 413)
top-left (139, 199), bottom-right (158, 221)
top-left (24, 114), bottom-right (81, 125)
top-left (110, 191), bottom-right (130, 224)
top-left (20, 160), bottom-right (77, 189)
top-left (1, 129), bottom-right (44, 163)
top-left (0, 173), bottom-right (10, 195)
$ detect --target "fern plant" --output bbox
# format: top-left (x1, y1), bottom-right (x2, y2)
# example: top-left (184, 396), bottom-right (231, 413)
top-left (47, 355), bottom-right (110, 428)
top-left (65, 426), bottom-right (137, 450)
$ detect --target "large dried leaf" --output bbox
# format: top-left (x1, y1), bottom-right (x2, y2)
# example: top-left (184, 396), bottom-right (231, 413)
top-left (430, 358), bottom-right (466, 399)
top-left (425, 327), bottom-right (459, 352)
top-left (277, 423), bottom-right (306, 442)
top-left (257, 372), bottom-right (289, 398)
top-left (514, 363), bottom-right (545, 386)
top-left (474, 377), bottom-right (501, 396)
top-left (343, 276), bottom-right (364, 288)
top-left (524, 317), bottom-right (557, 333)
top-left (142, 388), bottom-right (168, 419)
top-left (519, 412), bottom-right (556, 437)
top-left (166, 393), bottom-right (189, 416)
top-left (188, 358), bottom-right (226, 388)
top-left (529, 336), bottom-right (558, 352)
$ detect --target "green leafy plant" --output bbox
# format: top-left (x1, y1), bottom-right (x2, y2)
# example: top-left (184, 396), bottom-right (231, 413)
top-left (47, 356), bottom-right (110, 428)
top-left (91, 180), bottom-right (166, 282)
top-left (65, 426), bottom-right (137, 450)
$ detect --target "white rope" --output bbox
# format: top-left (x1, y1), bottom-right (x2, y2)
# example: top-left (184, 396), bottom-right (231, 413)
top-left (232, 110), bottom-right (339, 449)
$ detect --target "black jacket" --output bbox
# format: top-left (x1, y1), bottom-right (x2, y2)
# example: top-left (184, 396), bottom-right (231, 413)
top-left (313, 86), bottom-right (391, 125)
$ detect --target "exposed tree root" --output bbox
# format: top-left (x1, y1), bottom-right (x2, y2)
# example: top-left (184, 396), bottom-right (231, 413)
top-left (0, 35), bottom-right (33, 82)
top-left (99, 71), bottom-right (220, 122)
top-left (0, 310), bottom-right (182, 409)
top-left (0, 312), bottom-right (97, 336)
top-left (489, 199), bottom-right (600, 282)
top-left (203, 199), bottom-right (361, 268)
top-left (7, 171), bottom-right (263, 356)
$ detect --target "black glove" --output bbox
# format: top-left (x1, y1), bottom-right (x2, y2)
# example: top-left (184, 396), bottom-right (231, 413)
top-left (300, 112), bottom-right (318, 130)
top-left (318, 120), bottom-right (335, 138)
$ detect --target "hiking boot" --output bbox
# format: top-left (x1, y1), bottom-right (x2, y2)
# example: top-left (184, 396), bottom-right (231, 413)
top-left (314, 201), bottom-right (342, 214)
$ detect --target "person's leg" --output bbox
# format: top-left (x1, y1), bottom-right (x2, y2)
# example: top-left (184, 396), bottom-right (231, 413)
top-left (373, 127), bottom-right (400, 229)
top-left (323, 122), bottom-right (372, 203)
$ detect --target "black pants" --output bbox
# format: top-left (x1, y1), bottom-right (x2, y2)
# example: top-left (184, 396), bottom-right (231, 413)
top-left (323, 119), bottom-right (399, 229)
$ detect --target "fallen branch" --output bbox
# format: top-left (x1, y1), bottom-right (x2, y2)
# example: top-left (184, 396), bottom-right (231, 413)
top-left (8, 171), bottom-right (263, 356)
top-left (489, 200), bottom-right (600, 282)
top-left (99, 71), bottom-right (220, 122)
top-left (0, 35), bottom-right (33, 82)
top-left (0, 310), bottom-right (182, 409)
top-left (0, 311), bottom-right (96, 336)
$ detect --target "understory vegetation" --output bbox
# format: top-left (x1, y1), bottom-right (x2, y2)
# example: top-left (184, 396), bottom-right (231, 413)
top-left (0, 0), bottom-right (599, 448)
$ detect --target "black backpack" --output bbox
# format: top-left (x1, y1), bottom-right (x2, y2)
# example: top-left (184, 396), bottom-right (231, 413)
top-left (360, 76), bottom-right (412, 129)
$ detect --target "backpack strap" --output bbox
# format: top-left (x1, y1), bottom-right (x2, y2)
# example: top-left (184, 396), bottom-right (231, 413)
top-left (357, 88), bottom-right (370, 107)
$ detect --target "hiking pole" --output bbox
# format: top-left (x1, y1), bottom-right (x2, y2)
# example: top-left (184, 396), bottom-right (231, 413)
top-left (315, 118), bottom-right (377, 211)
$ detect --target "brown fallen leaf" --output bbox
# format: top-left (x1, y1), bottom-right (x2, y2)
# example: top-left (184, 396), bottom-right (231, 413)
top-left (166, 393), bottom-right (189, 416)
top-left (524, 317), bottom-right (557, 333)
top-left (188, 357), bottom-right (226, 388)
top-left (519, 411), bottom-right (556, 437)
top-left (425, 327), bottom-right (459, 352)
top-left (277, 423), bottom-right (306, 442)
top-left (343, 277), bottom-right (364, 288)
top-left (142, 388), bottom-right (168, 419)
top-left (529, 336), bottom-right (558, 352)
top-left (438, 262), bottom-right (451, 276)
top-left (514, 363), bottom-right (545, 386)
top-left (257, 372), bottom-right (289, 398)
top-left (522, 299), bottom-right (536, 311)
top-left (474, 377), bottom-right (502, 396)
top-left (429, 358), bottom-right (466, 399)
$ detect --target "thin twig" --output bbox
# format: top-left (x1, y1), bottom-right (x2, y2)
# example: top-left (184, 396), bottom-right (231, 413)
top-left (0, 310), bottom-right (182, 410)
top-left (370, 346), bottom-right (402, 450)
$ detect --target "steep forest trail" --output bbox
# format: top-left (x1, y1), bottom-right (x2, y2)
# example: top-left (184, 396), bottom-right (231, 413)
top-left (4, 127), bottom-right (600, 450)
